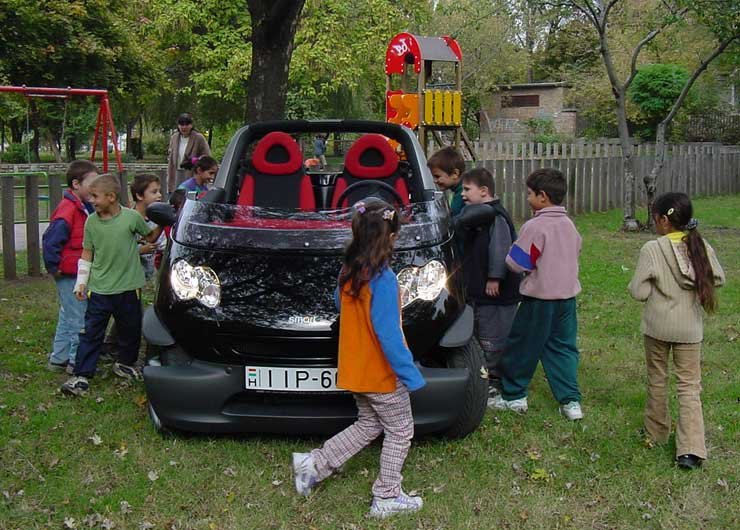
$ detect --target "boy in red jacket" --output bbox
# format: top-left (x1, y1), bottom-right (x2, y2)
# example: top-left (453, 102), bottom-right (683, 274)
top-left (42, 160), bottom-right (97, 373)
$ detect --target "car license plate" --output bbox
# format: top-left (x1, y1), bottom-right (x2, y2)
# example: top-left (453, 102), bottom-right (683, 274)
top-left (245, 366), bottom-right (341, 392)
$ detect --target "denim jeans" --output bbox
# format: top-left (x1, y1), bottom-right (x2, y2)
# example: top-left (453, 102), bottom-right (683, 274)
top-left (74, 290), bottom-right (142, 378)
top-left (50, 276), bottom-right (87, 366)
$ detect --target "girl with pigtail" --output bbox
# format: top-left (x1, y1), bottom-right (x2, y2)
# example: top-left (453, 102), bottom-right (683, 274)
top-left (177, 155), bottom-right (219, 195)
top-left (628, 192), bottom-right (725, 470)
top-left (291, 199), bottom-right (426, 518)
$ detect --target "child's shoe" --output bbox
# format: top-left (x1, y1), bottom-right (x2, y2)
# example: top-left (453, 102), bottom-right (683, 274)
top-left (676, 454), bottom-right (702, 470)
top-left (65, 363), bottom-right (75, 375)
top-left (46, 359), bottom-right (68, 372)
top-left (490, 395), bottom-right (528, 413)
top-left (559, 401), bottom-right (584, 420)
top-left (369, 490), bottom-right (423, 518)
top-left (61, 376), bottom-right (89, 396)
top-left (292, 452), bottom-right (319, 496)
top-left (112, 362), bottom-right (142, 381)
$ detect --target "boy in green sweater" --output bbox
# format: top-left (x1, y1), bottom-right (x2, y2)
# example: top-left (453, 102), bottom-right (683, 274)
top-left (61, 174), bottom-right (163, 396)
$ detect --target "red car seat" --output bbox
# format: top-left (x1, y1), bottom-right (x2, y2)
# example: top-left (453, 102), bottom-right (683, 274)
top-left (330, 134), bottom-right (410, 209)
top-left (237, 132), bottom-right (316, 210)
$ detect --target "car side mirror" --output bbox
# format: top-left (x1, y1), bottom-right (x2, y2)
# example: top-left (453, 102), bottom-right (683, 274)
top-left (146, 202), bottom-right (177, 227)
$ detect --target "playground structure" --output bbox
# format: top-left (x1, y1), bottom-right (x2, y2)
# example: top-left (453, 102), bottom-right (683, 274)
top-left (0, 85), bottom-right (123, 172)
top-left (384, 33), bottom-right (476, 160)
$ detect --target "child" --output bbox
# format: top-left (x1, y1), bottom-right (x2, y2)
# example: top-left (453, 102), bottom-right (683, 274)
top-left (628, 192), bottom-right (724, 469)
top-left (60, 174), bottom-right (163, 396)
top-left (491, 168), bottom-right (584, 420)
top-left (427, 146), bottom-right (465, 216)
top-left (130, 174), bottom-right (167, 280)
top-left (42, 160), bottom-right (97, 374)
top-left (291, 199), bottom-right (426, 518)
top-left (313, 134), bottom-right (327, 169)
top-left (178, 155), bottom-right (218, 195)
top-left (456, 168), bottom-right (521, 399)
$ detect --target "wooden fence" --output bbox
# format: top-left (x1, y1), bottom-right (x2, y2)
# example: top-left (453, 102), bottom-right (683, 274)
top-left (469, 142), bottom-right (740, 221)
top-left (1, 143), bottom-right (739, 280)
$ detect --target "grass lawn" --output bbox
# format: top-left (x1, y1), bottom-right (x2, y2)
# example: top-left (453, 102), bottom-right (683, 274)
top-left (1, 195), bottom-right (738, 529)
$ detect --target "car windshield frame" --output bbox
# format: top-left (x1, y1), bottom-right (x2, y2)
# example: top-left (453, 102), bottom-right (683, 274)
top-left (172, 195), bottom-right (451, 252)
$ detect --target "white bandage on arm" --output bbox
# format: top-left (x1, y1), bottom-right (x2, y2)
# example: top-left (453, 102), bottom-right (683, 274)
top-left (74, 259), bottom-right (92, 294)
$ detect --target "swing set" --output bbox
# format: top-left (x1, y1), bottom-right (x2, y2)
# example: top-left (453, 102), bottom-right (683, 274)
top-left (0, 85), bottom-right (123, 172)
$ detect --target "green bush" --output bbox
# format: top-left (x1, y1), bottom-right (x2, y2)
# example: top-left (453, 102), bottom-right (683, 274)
top-left (143, 136), bottom-right (169, 158)
top-left (1, 143), bottom-right (31, 164)
top-left (526, 118), bottom-right (562, 144)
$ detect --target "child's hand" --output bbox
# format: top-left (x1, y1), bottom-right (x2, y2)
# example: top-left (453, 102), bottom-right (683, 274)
top-left (139, 242), bottom-right (156, 255)
top-left (74, 284), bottom-right (87, 301)
top-left (485, 279), bottom-right (500, 297)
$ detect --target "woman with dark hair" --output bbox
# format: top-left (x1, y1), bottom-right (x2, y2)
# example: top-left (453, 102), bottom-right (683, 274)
top-left (628, 192), bottom-right (725, 470)
top-left (166, 112), bottom-right (210, 193)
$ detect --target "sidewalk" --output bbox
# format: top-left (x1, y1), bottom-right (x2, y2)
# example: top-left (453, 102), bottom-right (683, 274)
top-left (0, 222), bottom-right (49, 252)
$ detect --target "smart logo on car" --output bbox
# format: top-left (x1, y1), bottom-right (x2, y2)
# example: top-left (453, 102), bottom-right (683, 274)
top-left (288, 315), bottom-right (320, 325)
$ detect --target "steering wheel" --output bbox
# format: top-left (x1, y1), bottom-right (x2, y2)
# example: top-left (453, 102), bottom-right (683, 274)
top-left (334, 180), bottom-right (405, 209)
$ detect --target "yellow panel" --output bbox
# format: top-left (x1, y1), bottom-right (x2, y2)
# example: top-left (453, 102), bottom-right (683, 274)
top-left (434, 90), bottom-right (443, 125)
top-left (424, 91), bottom-right (433, 125)
top-left (443, 91), bottom-right (453, 125)
top-left (453, 91), bottom-right (462, 126)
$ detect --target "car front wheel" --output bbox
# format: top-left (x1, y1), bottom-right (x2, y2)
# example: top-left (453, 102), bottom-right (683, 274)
top-left (442, 338), bottom-right (488, 438)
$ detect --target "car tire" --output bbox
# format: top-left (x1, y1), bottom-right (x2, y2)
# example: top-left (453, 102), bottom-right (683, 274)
top-left (147, 401), bottom-right (171, 436)
top-left (442, 338), bottom-right (488, 438)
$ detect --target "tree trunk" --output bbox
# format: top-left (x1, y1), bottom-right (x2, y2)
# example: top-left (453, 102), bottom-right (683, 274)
top-left (45, 129), bottom-right (63, 163)
top-left (614, 90), bottom-right (639, 231)
top-left (31, 127), bottom-right (40, 162)
top-left (67, 133), bottom-right (77, 162)
top-left (9, 120), bottom-right (22, 143)
top-left (245, 0), bottom-right (306, 123)
top-left (644, 122), bottom-right (666, 229)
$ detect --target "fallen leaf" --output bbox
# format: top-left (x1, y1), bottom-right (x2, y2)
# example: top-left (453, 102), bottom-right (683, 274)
top-left (169, 460), bottom-right (178, 466)
top-left (479, 366), bottom-right (489, 379)
top-left (642, 513), bottom-right (652, 520)
top-left (271, 479), bottom-right (282, 486)
top-left (101, 518), bottom-right (115, 530)
top-left (134, 395), bottom-right (147, 409)
top-left (565, 482), bottom-right (574, 490)
top-left (139, 523), bottom-right (154, 530)
top-left (147, 471), bottom-right (159, 482)
top-left (223, 467), bottom-right (237, 477)
top-left (529, 468), bottom-right (550, 482)
top-left (590, 452), bottom-right (600, 462)
top-left (432, 483), bottom-right (446, 493)
top-left (96, 397), bottom-right (104, 404)
top-left (717, 478), bottom-right (728, 490)
top-left (120, 500), bottom-right (131, 514)
top-left (63, 517), bottom-right (77, 529)
top-left (89, 434), bottom-right (102, 446)
top-left (526, 449), bottom-right (541, 461)
top-left (358, 468), bottom-right (369, 477)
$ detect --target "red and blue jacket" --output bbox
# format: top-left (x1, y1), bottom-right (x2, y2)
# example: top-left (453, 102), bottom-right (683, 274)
top-left (334, 267), bottom-right (426, 393)
top-left (42, 190), bottom-right (93, 275)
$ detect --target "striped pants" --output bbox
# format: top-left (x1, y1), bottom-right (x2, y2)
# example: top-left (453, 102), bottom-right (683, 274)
top-left (310, 382), bottom-right (414, 498)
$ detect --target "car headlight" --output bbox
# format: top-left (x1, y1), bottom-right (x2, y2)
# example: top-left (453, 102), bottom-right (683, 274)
top-left (396, 260), bottom-right (447, 307)
top-left (170, 259), bottom-right (221, 308)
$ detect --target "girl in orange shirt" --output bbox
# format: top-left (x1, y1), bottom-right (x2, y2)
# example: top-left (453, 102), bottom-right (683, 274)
top-left (291, 199), bottom-right (426, 518)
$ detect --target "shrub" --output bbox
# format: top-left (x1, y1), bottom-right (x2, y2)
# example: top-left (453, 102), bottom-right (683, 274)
top-left (0, 143), bottom-right (31, 164)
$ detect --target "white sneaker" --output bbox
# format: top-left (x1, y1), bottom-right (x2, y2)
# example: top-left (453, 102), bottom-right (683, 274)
top-left (292, 452), bottom-right (319, 496)
top-left (490, 394), bottom-right (528, 413)
top-left (369, 490), bottom-right (423, 518)
top-left (560, 401), bottom-right (583, 420)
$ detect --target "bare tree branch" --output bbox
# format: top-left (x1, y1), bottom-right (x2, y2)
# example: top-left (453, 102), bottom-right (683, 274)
top-left (624, 7), bottom-right (689, 90)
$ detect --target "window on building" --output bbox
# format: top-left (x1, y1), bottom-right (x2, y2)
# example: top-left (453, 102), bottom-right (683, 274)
top-left (502, 94), bottom-right (540, 108)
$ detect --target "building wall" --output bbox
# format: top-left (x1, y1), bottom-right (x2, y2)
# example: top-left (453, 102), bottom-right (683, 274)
top-left (480, 86), bottom-right (577, 141)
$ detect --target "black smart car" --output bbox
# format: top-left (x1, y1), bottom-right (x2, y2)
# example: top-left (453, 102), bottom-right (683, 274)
top-left (143, 120), bottom-right (487, 438)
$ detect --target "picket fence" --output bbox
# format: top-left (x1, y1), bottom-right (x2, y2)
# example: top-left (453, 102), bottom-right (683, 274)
top-left (468, 142), bottom-right (740, 221)
top-left (1, 142), bottom-right (739, 280)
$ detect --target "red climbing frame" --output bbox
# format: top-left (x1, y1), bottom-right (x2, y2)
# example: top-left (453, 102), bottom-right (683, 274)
top-left (0, 85), bottom-right (123, 172)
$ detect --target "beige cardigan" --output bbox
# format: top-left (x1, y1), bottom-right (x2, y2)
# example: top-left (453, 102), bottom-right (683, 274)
top-left (628, 235), bottom-right (725, 343)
